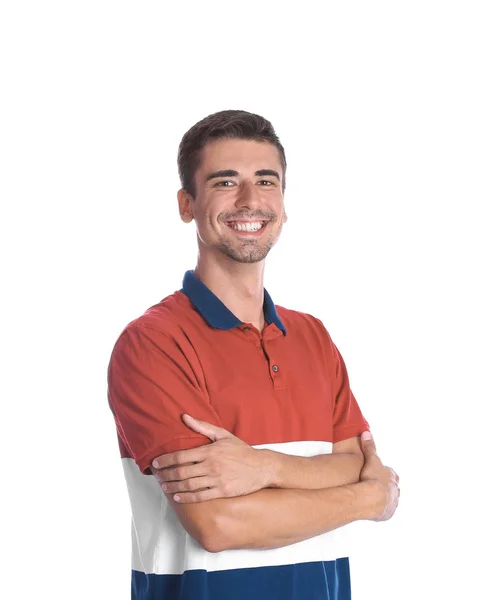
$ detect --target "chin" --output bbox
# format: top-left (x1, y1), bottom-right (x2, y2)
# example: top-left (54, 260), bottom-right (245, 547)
top-left (219, 245), bottom-right (274, 264)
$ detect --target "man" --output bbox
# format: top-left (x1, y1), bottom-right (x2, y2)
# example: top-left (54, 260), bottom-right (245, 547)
top-left (107, 109), bottom-right (400, 600)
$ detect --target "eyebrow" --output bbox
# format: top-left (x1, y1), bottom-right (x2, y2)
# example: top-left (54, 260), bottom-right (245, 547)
top-left (205, 169), bottom-right (281, 182)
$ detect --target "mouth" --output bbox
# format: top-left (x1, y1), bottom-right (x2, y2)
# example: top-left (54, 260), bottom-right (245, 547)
top-left (223, 220), bottom-right (269, 236)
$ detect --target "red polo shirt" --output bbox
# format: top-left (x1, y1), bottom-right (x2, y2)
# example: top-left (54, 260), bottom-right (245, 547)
top-left (107, 269), bottom-right (369, 600)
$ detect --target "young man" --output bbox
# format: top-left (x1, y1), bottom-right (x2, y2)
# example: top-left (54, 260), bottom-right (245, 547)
top-left (107, 109), bottom-right (400, 600)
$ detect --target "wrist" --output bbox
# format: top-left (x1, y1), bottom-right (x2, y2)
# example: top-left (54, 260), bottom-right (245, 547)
top-left (257, 449), bottom-right (281, 488)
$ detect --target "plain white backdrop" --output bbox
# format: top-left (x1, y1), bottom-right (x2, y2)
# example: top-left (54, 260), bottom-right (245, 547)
top-left (1, 1), bottom-right (484, 598)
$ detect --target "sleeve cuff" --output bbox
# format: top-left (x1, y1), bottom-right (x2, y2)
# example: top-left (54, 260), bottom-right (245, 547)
top-left (333, 421), bottom-right (370, 444)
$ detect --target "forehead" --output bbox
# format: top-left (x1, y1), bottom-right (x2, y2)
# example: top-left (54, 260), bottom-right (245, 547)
top-left (197, 138), bottom-right (282, 175)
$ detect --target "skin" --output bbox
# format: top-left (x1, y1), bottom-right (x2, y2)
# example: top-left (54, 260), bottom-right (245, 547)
top-left (149, 138), bottom-right (400, 551)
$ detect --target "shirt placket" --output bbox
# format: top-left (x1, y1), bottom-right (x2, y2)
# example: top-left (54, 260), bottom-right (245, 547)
top-left (261, 327), bottom-right (285, 390)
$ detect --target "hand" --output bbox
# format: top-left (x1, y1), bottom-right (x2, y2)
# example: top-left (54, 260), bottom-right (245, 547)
top-left (151, 415), bottom-right (271, 503)
top-left (360, 431), bottom-right (400, 521)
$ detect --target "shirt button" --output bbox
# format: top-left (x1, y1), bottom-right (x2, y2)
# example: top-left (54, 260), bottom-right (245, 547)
top-left (243, 327), bottom-right (251, 332)
top-left (272, 365), bottom-right (279, 372)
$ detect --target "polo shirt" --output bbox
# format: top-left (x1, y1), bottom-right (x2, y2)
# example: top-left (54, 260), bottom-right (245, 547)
top-left (107, 270), bottom-right (369, 600)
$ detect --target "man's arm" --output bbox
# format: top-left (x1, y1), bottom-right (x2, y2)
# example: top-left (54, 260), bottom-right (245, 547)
top-left (266, 436), bottom-right (364, 490)
top-left (152, 471), bottom-right (387, 553)
top-left (152, 417), bottom-right (365, 503)
top-left (150, 435), bottom-right (399, 553)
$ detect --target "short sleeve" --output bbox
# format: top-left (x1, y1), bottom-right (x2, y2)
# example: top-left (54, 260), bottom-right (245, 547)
top-left (331, 341), bottom-right (370, 443)
top-left (107, 324), bottom-right (224, 475)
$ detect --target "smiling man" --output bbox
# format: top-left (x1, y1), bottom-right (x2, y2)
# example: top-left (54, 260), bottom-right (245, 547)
top-left (107, 109), bottom-right (400, 600)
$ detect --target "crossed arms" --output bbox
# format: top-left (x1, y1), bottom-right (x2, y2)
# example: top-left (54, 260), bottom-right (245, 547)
top-left (150, 414), bottom-right (400, 553)
top-left (108, 323), bottom-right (400, 552)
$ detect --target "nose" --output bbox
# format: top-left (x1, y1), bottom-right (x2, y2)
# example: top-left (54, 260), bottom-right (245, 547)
top-left (234, 181), bottom-right (260, 211)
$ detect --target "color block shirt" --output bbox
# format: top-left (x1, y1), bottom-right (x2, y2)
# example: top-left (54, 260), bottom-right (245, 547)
top-left (107, 270), bottom-right (369, 600)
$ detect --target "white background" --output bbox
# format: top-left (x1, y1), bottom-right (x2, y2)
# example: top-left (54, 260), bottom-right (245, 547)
top-left (1, 1), bottom-right (484, 599)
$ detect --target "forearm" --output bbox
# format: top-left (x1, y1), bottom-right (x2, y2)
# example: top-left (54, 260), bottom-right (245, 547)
top-left (213, 480), bottom-right (378, 552)
top-left (261, 449), bottom-right (364, 490)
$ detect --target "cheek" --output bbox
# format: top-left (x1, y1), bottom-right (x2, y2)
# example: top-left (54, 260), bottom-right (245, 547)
top-left (193, 208), bottom-right (224, 242)
top-left (206, 212), bottom-right (223, 235)
top-left (203, 198), bottom-right (229, 230)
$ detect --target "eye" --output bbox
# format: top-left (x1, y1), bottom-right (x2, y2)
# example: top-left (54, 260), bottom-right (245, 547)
top-left (257, 180), bottom-right (275, 186)
top-left (214, 180), bottom-right (235, 187)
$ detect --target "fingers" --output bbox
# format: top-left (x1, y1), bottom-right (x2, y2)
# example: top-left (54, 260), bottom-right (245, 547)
top-left (171, 487), bottom-right (221, 504)
top-left (384, 476), bottom-right (401, 519)
top-left (154, 461), bottom-right (205, 484)
top-left (374, 478), bottom-right (401, 522)
top-left (152, 447), bottom-right (205, 470)
top-left (161, 475), bottom-right (214, 496)
top-left (360, 431), bottom-right (377, 457)
top-left (182, 414), bottom-right (227, 442)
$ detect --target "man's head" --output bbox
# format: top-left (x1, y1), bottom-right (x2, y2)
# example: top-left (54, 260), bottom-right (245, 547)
top-left (177, 110), bottom-right (288, 264)
top-left (177, 109), bottom-right (287, 199)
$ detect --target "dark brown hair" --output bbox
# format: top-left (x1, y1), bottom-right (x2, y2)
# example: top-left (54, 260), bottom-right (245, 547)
top-left (177, 109), bottom-right (287, 198)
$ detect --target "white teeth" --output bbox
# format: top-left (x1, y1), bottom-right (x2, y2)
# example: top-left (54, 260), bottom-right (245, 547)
top-left (229, 222), bottom-right (264, 232)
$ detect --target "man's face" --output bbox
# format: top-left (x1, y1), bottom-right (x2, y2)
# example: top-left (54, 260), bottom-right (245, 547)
top-left (180, 138), bottom-right (287, 264)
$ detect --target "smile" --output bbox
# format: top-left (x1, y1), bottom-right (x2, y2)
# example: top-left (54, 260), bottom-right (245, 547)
top-left (224, 221), bottom-right (268, 235)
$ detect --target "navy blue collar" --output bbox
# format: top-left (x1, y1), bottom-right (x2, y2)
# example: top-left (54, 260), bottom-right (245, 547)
top-left (180, 270), bottom-right (286, 335)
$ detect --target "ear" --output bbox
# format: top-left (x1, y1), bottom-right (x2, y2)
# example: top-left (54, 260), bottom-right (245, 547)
top-left (283, 209), bottom-right (288, 224)
top-left (177, 188), bottom-right (194, 223)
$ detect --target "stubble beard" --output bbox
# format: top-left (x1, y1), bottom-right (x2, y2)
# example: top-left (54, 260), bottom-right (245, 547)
top-left (215, 221), bottom-right (282, 264)
top-left (216, 238), bottom-right (273, 263)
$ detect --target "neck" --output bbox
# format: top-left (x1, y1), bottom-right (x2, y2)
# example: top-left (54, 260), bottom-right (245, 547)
top-left (194, 254), bottom-right (266, 332)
